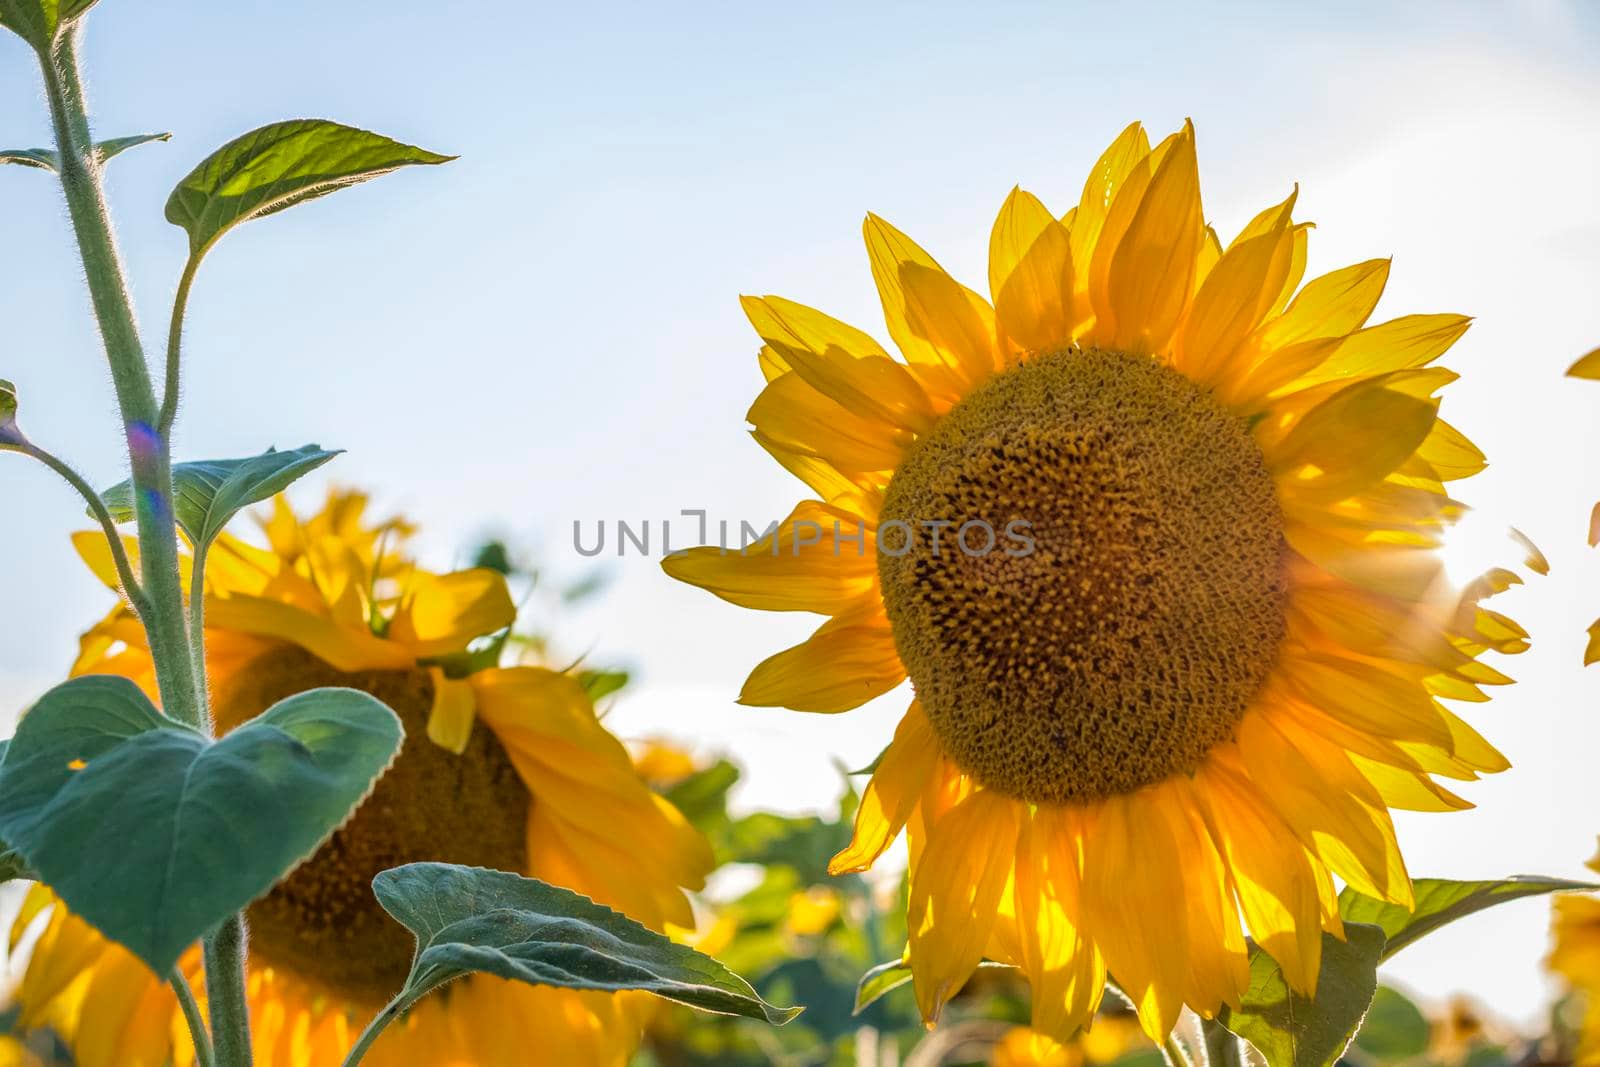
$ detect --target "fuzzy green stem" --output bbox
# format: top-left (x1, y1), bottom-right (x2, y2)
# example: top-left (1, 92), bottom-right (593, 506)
top-left (189, 542), bottom-right (212, 729)
top-left (39, 27), bottom-right (202, 732)
top-left (171, 968), bottom-right (216, 1067)
top-left (19, 441), bottom-right (150, 617)
top-left (204, 915), bottom-right (254, 1067)
top-left (158, 255), bottom-right (200, 439)
top-left (340, 996), bottom-right (406, 1067)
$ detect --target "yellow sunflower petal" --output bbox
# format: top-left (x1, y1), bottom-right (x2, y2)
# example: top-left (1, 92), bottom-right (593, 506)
top-left (660, 499), bottom-right (878, 613)
top-left (908, 789), bottom-right (1020, 1024)
top-left (989, 187), bottom-right (1076, 351)
top-left (742, 295), bottom-right (935, 433)
top-left (864, 213), bottom-right (996, 390)
top-left (1015, 807), bottom-right (1106, 1042)
top-left (832, 702), bottom-right (941, 874)
top-left (1069, 121), bottom-right (1151, 293)
top-left (1099, 121), bottom-right (1203, 355)
top-left (740, 614), bottom-right (904, 712)
top-left (1258, 258), bottom-right (1390, 350)
top-left (1567, 346), bottom-right (1600, 379)
top-left (748, 369), bottom-right (908, 473)
top-left (425, 668), bottom-right (477, 754)
top-left (387, 567), bottom-right (515, 659)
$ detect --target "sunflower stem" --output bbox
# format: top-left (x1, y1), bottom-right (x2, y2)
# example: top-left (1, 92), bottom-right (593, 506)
top-left (171, 968), bottom-right (216, 1067)
top-left (204, 915), bottom-right (254, 1067)
top-left (341, 995), bottom-right (406, 1066)
top-left (18, 441), bottom-right (151, 618)
top-left (39, 26), bottom-right (203, 733)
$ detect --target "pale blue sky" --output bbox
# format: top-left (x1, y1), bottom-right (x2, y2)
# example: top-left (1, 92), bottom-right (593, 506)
top-left (2, 0), bottom-right (1599, 1024)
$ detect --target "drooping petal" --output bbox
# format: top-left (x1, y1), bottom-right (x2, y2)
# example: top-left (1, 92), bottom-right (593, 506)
top-left (832, 702), bottom-right (941, 874)
top-left (907, 790), bottom-right (1020, 1023)
top-left (739, 611), bottom-right (905, 712)
top-left (1014, 806), bottom-right (1105, 1042)
top-left (660, 499), bottom-right (878, 612)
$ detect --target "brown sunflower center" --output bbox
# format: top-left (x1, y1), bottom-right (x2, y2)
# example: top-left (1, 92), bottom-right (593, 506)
top-left (210, 645), bottom-right (528, 1006)
top-left (876, 347), bottom-right (1288, 804)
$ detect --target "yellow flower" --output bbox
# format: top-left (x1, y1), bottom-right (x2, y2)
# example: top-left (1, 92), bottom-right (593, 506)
top-left (16, 490), bottom-right (714, 1067)
top-left (664, 121), bottom-right (1526, 1042)
top-left (1550, 842), bottom-right (1600, 1066)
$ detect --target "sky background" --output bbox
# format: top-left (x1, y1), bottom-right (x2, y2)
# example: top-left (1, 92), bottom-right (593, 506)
top-left (2, 0), bottom-right (1598, 1027)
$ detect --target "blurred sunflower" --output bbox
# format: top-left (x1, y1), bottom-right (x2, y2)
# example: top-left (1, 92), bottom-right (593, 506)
top-left (12, 490), bottom-right (713, 1067)
top-left (665, 121), bottom-right (1527, 1041)
top-left (1549, 843), bottom-right (1600, 1066)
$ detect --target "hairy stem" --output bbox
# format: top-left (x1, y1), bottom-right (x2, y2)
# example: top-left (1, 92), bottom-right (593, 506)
top-left (20, 442), bottom-right (150, 618)
top-left (39, 21), bottom-right (251, 1065)
top-left (39, 28), bottom-right (202, 731)
top-left (204, 915), bottom-right (254, 1067)
top-left (171, 968), bottom-right (216, 1067)
top-left (158, 255), bottom-right (200, 439)
top-left (340, 997), bottom-right (406, 1067)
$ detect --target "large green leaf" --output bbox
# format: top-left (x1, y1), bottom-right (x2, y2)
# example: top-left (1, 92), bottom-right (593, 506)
top-left (373, 862), bottom-right (801, 1024)
top-left (165, 119), bottom-right (452, 260)
top-left (0, 133), bottom-right (170, 173)
top-left (99, 444), bottom-right (340, 550)
top-left (1218, 923), bottom-right (1387, 1067)
top-left (0, 676), bottom-right (401, 973)
top-left (0, 0), bottom-right (98, 52)
top-left (1340, 877), bottom-right (1595, 961)
top-left (0, 379), bottom-right (23, 451)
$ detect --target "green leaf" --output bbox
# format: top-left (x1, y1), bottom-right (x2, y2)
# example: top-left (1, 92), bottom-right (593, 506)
top-left (0, 147), bottom-right (58, 171)
top-left (0, 0), bottom-right (97, 52)
top-left (0, 676), bottom-right (401, 973)
top-left (1217, 923), bottom-right (1387, 1067)
top-left (99, 444), bottom-right (340, 549)
top-left (1339, 877), bottom-right (1597, 961)
top-left (0, 134), bottom-right (169, 174)
top-left (165, 119), bottom-right (453, 261)
top-left (373, 862), bottom-right (801, 1024)
top-left (1352, 985), bottom-right (1430, 1060)
top-left (0, 379), bottom-right (23, 451)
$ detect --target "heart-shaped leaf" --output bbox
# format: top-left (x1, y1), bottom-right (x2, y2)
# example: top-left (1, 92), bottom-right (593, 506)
top-left (1218, 923), bottom-right (1387, 1067)
top-left (1339, 876), bottom-right (1597, 960)
top-left (0, 676), bottom-right (401, 973)
top-left (0, 0), bottom-right (98, 52)
top-left (99, 444), bottom-right (340, 549)
top-left (165, 119), bottom-right (453, 262)
top-left (373, 862), bottom-right (801, 1024)
top-left (1, 133), bottom-right (170, 173)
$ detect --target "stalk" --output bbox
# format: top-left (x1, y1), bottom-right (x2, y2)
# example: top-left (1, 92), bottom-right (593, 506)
top-left (36, 24), bottom-right (252, 1065)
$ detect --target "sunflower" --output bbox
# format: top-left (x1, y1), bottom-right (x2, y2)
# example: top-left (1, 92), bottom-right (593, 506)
top-left (11, 489), bottom-right (713, 1067)
top-left (663, 120), bottom-right (1527, 1042)
top-left (1550, 843), bottom-right (1600, 1066)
